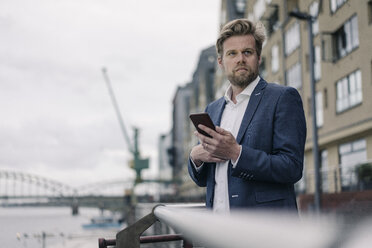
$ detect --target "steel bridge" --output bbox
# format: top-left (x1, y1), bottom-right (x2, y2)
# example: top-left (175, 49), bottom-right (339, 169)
top-left (0, 169), bottom-right (135, 211)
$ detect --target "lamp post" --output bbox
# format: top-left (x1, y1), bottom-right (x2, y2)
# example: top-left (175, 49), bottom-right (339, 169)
top-left (289, 11), bottom-right (321, 213)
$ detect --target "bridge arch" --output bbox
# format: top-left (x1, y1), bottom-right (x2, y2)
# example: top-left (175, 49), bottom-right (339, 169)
top-left (0, 169), bottom-right (76, 197)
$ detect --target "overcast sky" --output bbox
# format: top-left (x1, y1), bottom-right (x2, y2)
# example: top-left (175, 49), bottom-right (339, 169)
top-left (0, 0), bottom-right (220, 189)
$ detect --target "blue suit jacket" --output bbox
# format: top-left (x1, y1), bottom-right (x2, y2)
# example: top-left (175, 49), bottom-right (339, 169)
top-left (188, 78), bottom-right (306, 210)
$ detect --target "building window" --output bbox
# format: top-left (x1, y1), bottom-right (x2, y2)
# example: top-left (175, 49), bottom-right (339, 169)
top-left (330, 0), bottom-right (347, 13)
top-left (254, 0), bottom-right (266, 20)
top-left (336, 70), bottom-right (362, 113)
top-left (322, 15), bottom-right (359, 62)
top-left (321, 150), bottom-right (329, 193)
top-left (334, 15), bottom-right (359, 60)
top-left (285, 22), bottom-right (300, 56)
top-left (286, 63), bottom-right (302, 89)
top-left (235, 0), bottom-right (246, 14)
top-left (309, 1), bottom-right (319, 36)
top-left (339, 139), bottom-right (367, 191)
top-left (271, 44), bottom-right (279, 73)
top-left (316, 91), bottom-right (323, 127)
top-left (314, 46), bottom-right (322, 81)
top-left (267, 6), bottom-right (279, 37)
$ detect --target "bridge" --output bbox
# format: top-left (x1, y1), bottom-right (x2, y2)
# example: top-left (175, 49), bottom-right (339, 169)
top-left (0, 169), bottom-right (138, 212)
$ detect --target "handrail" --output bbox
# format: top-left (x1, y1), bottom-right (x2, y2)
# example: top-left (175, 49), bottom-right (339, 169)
top-left (100, 203), bottom-right (372, 248)
top-left (153, 205), bottom-right (340, 248)
top-left (99, 234), bottom-right (185, 247)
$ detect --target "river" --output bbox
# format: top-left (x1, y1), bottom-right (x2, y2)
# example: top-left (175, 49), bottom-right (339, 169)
top-left (0, 206), bottom-right (124, 248)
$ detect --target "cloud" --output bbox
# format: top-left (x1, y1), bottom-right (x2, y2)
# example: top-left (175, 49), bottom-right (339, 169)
top-left (0, 0), bottom-right (220, 187)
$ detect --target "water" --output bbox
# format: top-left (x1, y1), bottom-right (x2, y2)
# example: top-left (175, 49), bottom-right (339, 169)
top-left (0, 207), bottom-right (124, 248)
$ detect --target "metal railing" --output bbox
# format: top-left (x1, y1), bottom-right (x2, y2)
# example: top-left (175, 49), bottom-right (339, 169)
top-left (297, 160), bottom-right (372, 194)
top-left (99, 203), bottom-right (372, 248)
top-left (99, 234), bottom-right (189, 247)
top-left (99, 204), bottom-right (202, 248)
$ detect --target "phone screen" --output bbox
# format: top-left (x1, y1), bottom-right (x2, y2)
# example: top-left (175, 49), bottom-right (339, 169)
top-left (189, 113), bottom-right (216, 138)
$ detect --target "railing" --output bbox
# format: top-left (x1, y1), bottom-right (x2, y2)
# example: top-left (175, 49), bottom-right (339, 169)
top-left (99, 234), bottom-right (189, 248)
top-left (297, 160), bottom-right (372, 194)
top-left (99, 203), bottom-right (202, 248)
top-left (98, 203), bottom-right (372, 248)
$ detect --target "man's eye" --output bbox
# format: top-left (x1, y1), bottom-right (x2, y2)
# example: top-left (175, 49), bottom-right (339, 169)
top-left (227, 51), bottom-right (236, 56)
top-left (243, 50), bottom-right (253, 55)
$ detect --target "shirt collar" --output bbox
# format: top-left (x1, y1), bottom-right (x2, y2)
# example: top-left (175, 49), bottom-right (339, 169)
top-left (224, 76), bottom-right (261, 104)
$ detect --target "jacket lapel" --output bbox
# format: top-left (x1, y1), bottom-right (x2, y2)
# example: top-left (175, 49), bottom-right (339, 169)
top-left (236, 79), bottom-right (267, 144)
top-left (211, 98), bottom-right (226, 127)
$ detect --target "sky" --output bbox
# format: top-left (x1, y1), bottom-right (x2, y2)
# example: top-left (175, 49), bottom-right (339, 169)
top-left (0, 0), bottom-right (220, 190)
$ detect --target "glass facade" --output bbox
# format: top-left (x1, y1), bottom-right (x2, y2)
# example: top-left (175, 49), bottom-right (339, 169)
top-left (339, 139), bottom-right (367, 190)
top-left (309, 1), bottom-right (319, 36)
top-left (330, 0), bottom-right (347, 13)
top-left (271, 44), bottom-right (279, 73)
top-left (285, 22), bottom-right (300, 56)
top-left (335, 15), bottom-right (359, 60)
top-left (336, 70), bottom-right (362, 113)
top-left (316, 91), bottom-right (323, 127)
top-left (286, 62), bottom-right (302, 89)
top-left (314, 46), bottom-right (321, 81)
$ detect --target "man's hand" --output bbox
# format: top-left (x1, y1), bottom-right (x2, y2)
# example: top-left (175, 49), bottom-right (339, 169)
top-left (193, 124), bottom-right (241, 163)
top-left (190, 144), bottom-right (226, 167)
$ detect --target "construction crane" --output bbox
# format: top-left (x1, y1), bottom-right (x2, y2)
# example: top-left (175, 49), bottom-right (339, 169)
top-left (102, 67), bottom-right (149, 184)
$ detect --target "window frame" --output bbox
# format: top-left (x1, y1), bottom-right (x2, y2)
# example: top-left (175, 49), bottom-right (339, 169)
top-left (333, 14), bottom-right (359, 61)
top-left (330, 0), bottom-right (347, 14)
top-left (271, 44), bottom-right (279, 74)
top-left (285, 22), bottom-right (301, 56)
top-left (285, 62), bottom-right (302, 89)
top-left (335, 69), bottom-right (363, 113)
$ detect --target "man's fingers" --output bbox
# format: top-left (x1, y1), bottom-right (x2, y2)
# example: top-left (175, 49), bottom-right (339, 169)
top-left (198, 124), bottom-right (216, 137)
top-left (195, 128), bottom-right (215, 146)
top-left (215, 126), bottom-right (229, 135)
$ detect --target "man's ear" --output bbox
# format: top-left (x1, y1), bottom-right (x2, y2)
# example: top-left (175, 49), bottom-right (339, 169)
top-left (258, 55), bottom-right (262, 65)
top-left (217, 56), bottom-right (223, 69)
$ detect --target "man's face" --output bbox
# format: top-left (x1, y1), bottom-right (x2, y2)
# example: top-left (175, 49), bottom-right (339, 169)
top-left (218, 35), bottom-right (261, 88)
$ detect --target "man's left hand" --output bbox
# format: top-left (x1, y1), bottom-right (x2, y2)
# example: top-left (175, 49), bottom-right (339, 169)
top-left (195, 125), bottom-right (241, 162)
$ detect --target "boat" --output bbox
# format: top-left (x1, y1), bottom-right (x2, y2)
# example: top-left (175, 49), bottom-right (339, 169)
top-left (82, 213), bottom-right (125, 229)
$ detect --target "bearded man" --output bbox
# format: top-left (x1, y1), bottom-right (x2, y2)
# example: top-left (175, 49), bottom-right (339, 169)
top-left (188, 19), bottom-right (307, 213)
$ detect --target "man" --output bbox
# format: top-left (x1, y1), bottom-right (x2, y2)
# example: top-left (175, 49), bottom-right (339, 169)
top-left (188, 19), bottom-right (306, 213)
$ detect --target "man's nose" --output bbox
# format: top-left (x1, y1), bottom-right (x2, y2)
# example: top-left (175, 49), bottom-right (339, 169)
top-left (236, 52), bottom-right (246, 64)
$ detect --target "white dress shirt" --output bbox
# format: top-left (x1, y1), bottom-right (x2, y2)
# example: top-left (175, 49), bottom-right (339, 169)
top-left (191, 76), bottom-right (260, 213)
top-left (213, 76), bottom-right (260, 213)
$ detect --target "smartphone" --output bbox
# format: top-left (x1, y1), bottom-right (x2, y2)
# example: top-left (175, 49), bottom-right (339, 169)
top-left (189, 113), bottom-right (216, 138)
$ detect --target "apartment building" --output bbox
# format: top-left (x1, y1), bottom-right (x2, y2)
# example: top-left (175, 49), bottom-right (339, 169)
top-left (244, 0), bottom-right (372, 194)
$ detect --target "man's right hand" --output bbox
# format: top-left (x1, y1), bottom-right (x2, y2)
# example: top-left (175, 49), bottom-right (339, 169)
top-left (190, 144), bottom-right (227, 167)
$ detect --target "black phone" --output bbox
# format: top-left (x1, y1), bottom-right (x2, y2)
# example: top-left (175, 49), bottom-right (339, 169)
top-left (189, 113), bottom-right (216, 138)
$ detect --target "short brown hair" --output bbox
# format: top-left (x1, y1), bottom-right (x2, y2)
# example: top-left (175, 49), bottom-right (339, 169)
top-left (216, 19), bottom-right (266, 58)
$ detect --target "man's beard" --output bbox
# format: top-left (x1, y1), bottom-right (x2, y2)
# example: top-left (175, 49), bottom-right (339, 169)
top-left (227, 65), bottom-right (259, 88)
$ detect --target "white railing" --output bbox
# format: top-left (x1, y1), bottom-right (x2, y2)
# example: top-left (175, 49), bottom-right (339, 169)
top-left (101, 203), bottom-right (372, 248)
top-left (153, 204), bottom-right (338, 248)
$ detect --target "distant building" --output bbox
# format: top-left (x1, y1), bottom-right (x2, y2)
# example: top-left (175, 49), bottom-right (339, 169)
top-left (168, 46), bottom-right (217, 199)
top-left (171, 82), bottom-right (193, 186)
top-left (220, 0), bottom-right (247, 29)
top-left (158, 133), bottom-right (173, 181)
